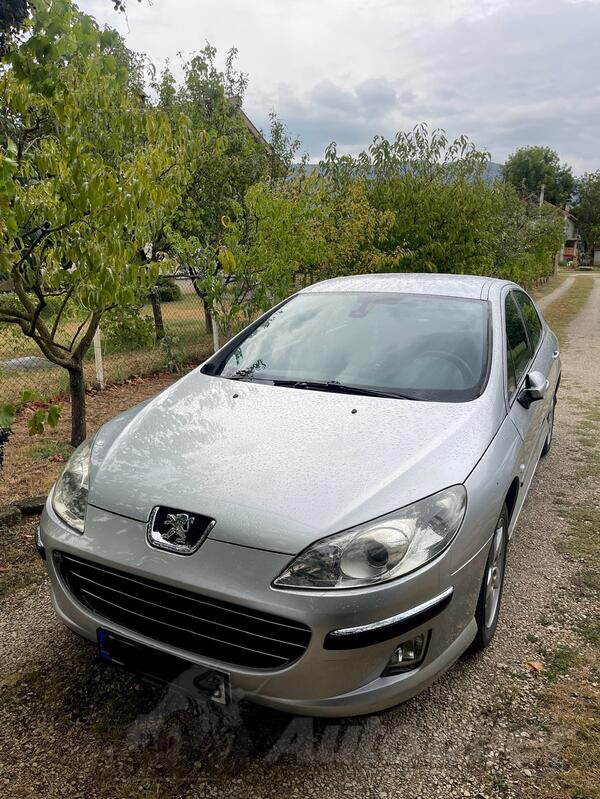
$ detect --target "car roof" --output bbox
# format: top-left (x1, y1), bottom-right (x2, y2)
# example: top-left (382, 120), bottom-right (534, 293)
top-left (300, 273), bottom-right (517, 300)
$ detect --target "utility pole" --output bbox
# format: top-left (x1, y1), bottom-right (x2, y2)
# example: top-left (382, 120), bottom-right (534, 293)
top-left (539, 183), bottom-right (545, 207)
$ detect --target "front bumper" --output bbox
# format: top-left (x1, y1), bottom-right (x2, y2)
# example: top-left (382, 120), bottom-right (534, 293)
top-left (40, 497), bottom-right (488, 717)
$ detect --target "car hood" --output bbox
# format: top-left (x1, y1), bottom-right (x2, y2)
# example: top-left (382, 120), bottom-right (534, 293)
top-left (88, 371), bottom-right (501, 555)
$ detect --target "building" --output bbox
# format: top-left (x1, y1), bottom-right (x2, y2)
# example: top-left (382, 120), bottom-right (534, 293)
top-left (560, 208), bottom-right (580, 264)
top-left (227, 95), bottom-right (270, 149)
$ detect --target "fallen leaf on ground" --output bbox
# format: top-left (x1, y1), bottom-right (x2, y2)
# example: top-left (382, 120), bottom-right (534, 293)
top-left (526, 661), bottom-right (544, 673)
top-left (0, 673), bottom-right (24, 688)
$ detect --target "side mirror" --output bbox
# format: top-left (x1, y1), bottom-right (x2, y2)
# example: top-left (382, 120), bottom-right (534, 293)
top-left (517, 371), bottom-right (548, 409)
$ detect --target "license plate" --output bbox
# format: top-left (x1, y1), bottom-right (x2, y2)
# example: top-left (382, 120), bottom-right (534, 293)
top-left (97, 628), bottom-right (231, 705)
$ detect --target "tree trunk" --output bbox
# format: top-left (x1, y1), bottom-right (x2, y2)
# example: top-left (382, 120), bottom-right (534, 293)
top-left (69, 364), bottom-right (87, 447)
top-left (149, 291), bottom-right (165, 341)
top-left (203, 299), bottom-right (213, 335)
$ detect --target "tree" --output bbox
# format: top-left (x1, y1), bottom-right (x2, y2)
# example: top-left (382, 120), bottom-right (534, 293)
top-left (322, 125), bottom-right (499, 275)
top-left (491, 183), bottom-right (563, 285)
top-left (1, 0), bottom-right (141, 53)
top-left (211, 124), bottom-right (565, 322)
top-left (0, 0), bottom-right (197, 445)
top-left (503, 145), bottom-right (574, 207)
top-left (156, 47), bottom-right (267, 333)
top-left (157, 46), bottom-right (302, 333)
top-left (0, 0), bottom-right (29, 53)
top-left (573, 171), bottom-right (600, 251)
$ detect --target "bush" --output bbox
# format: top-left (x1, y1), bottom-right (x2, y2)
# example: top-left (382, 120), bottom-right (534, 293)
top-left (155, 278), bottom-right (182, 303)
top-left (102, 307), bottom-right (155, 354)
top-left (159, 332), bottom-right (184, 373)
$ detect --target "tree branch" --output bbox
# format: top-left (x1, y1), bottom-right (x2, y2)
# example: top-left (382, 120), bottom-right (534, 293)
top-left (18, 217), bottom-right (80, 261)
top-left (0, 305), bottom-right (31, 324)
top-left (73, 310), bottom-right (102, 361)
top-left (50, 283), bottom-right (75, 341)
top-left (11, 272), bottom-right (35, 314)
top-left (68, 313), bottom-right (92, 354)
top-left (13, 271), bottom-right (73, 353)
top-left (28, 290), bottom-right (46, 338)
top-left (14, 319), bottom-right (73, 369)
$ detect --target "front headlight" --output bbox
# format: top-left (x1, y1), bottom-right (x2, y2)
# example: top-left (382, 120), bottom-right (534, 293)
top-left (52, 438), bottom-right (92, 532)
top-left (273, 486), bottom-right (467, 590)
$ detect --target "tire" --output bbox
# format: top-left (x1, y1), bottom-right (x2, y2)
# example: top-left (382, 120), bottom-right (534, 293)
top-left (472, 505), bottom-right (508, 650)
top-left (541, 392), bottom-right (557, 456)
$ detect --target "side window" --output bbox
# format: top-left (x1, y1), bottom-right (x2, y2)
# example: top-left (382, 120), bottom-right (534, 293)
top-left (505, 293), bottom-right (532, 396)
top-left (514, 291), bottom-right (542, 352)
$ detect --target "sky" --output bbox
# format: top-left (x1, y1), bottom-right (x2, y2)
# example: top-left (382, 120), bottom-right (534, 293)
top-left (79, 0), bottom-right (600, 173)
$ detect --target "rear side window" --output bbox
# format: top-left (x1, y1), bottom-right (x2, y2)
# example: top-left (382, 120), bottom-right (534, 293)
top-left (505, 293), bottom-right (532, 396)
top-left (513, 291), bottom-right (542, 351)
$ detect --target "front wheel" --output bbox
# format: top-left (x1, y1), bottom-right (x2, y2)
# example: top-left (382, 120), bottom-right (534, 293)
top-left (472, 505), bottom-right (508, 650)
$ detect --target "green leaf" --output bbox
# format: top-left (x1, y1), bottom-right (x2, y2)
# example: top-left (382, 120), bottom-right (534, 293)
top-left (0, 404), bottom-right (17, 430)
top-left (21, 389), bottom-right (39, 404)
top-left (218, 246), bottom-right (237, 275)
top-left (47, 405), bottom-right (62, 428)
top-left (28, 409), bottom-right (46, 436)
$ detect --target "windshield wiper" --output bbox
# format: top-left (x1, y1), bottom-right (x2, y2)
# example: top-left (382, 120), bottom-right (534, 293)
top-left (225, 373), bottom-right (420, 400)
top-left (271, 379), bottom-right (418, 400)
top-left (227, 371), bottom-right (272, 382)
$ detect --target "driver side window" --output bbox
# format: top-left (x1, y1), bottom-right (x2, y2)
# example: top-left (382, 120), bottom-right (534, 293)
top-left (513, 290), bottom-right (542, 352)
top-left (505, 292), bottom-right (532, 400)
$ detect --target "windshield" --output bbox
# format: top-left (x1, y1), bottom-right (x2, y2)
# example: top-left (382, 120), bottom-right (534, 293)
top-left (218, 291), bottom-right (490, 402)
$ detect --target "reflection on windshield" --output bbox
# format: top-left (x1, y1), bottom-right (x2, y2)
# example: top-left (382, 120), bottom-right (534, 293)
top-left (219, 292), bottom-right (489, 402)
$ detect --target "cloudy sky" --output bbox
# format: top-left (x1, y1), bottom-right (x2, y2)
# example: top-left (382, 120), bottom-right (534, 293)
top-left (80, 0), bottom-right (600, 172)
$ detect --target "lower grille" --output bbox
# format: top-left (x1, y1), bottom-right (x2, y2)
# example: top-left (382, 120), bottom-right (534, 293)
top-left (55, 551), bottom-right (311, 670)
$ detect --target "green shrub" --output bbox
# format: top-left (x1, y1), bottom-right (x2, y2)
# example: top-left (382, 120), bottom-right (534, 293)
top-left (154, 277), bottom-right (182, 303)
top-left (102, 307), bottom-right (155, 354)
top-left (159, 332), bottom-right (184, 373)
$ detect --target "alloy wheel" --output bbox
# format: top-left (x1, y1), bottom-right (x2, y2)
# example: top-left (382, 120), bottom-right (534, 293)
top-left (484, 520), bottom-right (506, 629)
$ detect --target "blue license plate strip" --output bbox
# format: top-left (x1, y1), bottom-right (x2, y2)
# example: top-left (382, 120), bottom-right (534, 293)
top-left (96, 628), bottom-right (231, 704)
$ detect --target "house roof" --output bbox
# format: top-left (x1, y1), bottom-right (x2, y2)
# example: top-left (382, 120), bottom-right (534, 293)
top-left (227, 95), bottom-right (270, 150)
top-left (522, 192), bottom-right (572, 217)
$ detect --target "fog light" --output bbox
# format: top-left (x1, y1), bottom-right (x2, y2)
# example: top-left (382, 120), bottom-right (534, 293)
top-left (382, 632), bottom-right (428, 675)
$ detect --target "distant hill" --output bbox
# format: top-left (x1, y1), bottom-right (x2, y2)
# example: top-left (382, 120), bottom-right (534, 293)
top-left (484, 162), bottom-right (504, 181)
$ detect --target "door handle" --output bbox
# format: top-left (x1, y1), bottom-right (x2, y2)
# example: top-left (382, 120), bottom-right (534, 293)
top-left (552, 350), bottom-right (560, 359)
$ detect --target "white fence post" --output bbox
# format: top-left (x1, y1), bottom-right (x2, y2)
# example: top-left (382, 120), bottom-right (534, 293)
top-left (93, 326), bottom-right (105, 389)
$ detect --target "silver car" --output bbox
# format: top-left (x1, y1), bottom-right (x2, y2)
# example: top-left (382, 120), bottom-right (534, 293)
top-left (38, 273), bottom-right (560, 716)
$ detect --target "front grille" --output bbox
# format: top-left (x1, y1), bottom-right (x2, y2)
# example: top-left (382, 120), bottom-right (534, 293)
top-left (55, 552), bottom-right (311, 670)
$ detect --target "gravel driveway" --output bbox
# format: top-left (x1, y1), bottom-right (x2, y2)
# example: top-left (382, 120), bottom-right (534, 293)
top-left (1, 275), bottom-right (598, 799)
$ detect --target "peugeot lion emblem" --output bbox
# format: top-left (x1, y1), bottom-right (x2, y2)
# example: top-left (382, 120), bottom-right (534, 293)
top-left (147, 506), bottom-right (216, 555)
top-left (163, 512), bottom-right (195, 544)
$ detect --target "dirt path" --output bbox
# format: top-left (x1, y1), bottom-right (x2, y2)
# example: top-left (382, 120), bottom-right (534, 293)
top-left (536, 274), bottom-right (576, 311)
top-left (0, 276), bottom-right (598, 799)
